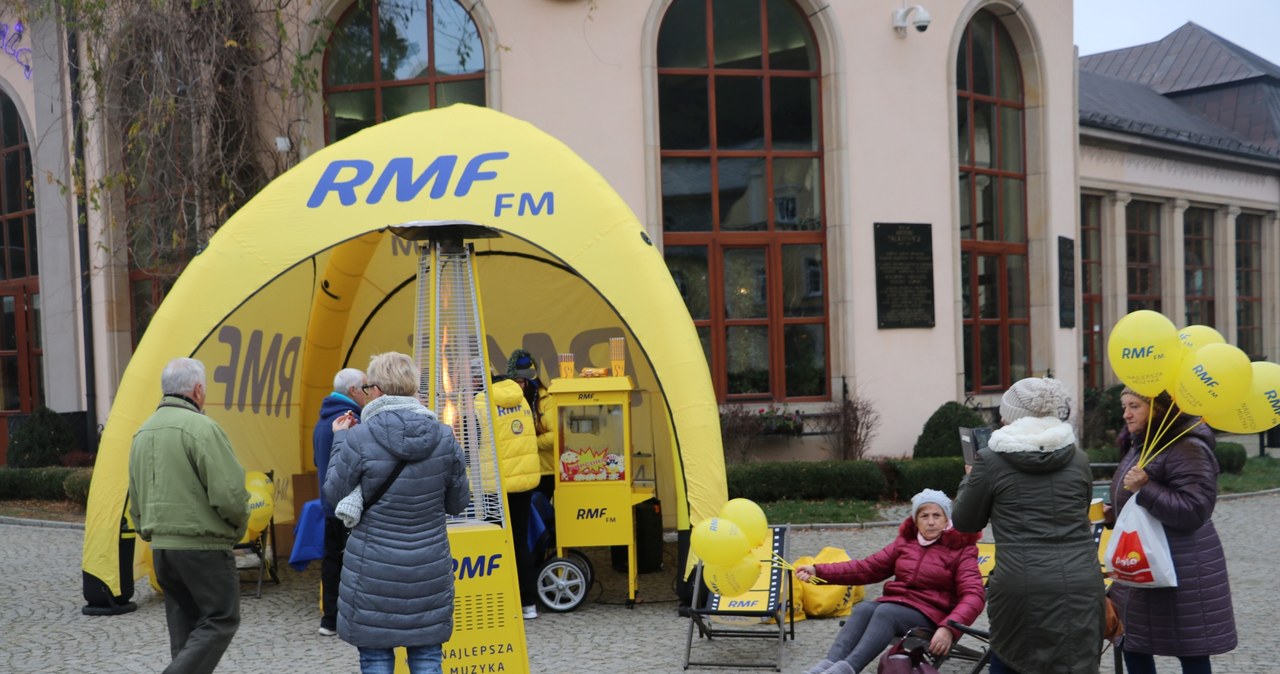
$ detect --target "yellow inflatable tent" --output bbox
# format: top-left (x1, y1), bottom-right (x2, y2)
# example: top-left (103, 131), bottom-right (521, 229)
top-left (82, 105), bottom-right (727, 610)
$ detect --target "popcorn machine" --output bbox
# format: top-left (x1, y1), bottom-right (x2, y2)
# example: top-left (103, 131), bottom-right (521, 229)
top-left (541, 345), bottom-right (656, 611)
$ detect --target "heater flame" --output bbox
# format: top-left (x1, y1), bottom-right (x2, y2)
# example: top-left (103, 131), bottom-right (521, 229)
top-left (440, 326), bottom-right (458, 429)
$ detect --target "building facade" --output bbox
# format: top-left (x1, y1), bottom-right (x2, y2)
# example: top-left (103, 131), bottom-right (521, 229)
top-left (2, 1), bottom-right (1275, 462)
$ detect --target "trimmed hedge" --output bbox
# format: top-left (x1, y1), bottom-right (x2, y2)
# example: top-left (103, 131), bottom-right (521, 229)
top-left (913, 402), bottom-right (987, 459)
top-left (0, 467), bottom-right (77, 500)
top-left (726, 460), bottom-right (887, 502)
top-left (884, 457), bottom-right (966, 500)
top-left (1215, 442), bottom-right (1246, 474)
top-left (7, 406), bottom-right (77, 468)
top-left (63, 469), bottom-right (93, 506)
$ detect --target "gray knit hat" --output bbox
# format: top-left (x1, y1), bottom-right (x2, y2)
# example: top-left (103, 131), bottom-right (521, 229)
top-left (1000, 377), bottom-right (1071, 423)
top-left (910, 488), bottom-right (952, 522)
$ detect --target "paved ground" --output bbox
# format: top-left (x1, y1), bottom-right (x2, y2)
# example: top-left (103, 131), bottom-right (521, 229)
top-left (2, 491), bottom-right (1275, 673)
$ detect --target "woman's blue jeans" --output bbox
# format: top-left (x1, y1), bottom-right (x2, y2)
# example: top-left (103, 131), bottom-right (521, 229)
top-left (358, 645), bottom-right (444, 674)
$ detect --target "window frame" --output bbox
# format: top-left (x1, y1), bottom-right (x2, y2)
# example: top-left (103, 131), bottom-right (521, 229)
top-left (322, 0), bottom-right (486, 145)
top-left (1125, 200), bottom-right (1163, 313)
top-left (1236, 212), bottom-right (1264, 359)
top-left (957, 11), bottom-right (1029, 394)
top-left (657, 0), bottom-right (829, 402)
top-left (1182, 206), bottom-right (1215, 328)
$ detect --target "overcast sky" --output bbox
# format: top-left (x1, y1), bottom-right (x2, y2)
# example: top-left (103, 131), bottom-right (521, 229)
top-left (1074, 0), bottom-right (1280, 66)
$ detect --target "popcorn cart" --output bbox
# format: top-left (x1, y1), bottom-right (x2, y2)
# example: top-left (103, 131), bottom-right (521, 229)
top-left (539, 372), bottom-right (655, 611)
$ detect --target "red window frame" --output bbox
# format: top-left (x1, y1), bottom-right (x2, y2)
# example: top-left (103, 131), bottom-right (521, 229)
top-left (957, 11), bottom-right (1029, 393)
top-left (1080, 194), bottom-right (1104, 390)
top-left (1236, 213), bottom-right (1264, 359)
top-left (322, 0), bottom-right (485, 145)
top-left (1183, 207), bottom-right (1215, 328)
top-left (1126, 201), bottom-right (1162, 313)
top-left (657, 0), bottom-right (829, 402)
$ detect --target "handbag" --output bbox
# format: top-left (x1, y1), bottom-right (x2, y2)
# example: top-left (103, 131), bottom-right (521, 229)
top-left (875, 636), bottom-right (940, 674)
top-left (1103, 493), bottom-right (1178, 588)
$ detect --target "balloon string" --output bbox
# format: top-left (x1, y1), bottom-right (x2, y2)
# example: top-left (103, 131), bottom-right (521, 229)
top-left (770, 552), bottom-right (825, 583)
top-left (1140, 396), bottom-right (1177, 466)
top-left (1138, 420), bottom-right (1202, 469)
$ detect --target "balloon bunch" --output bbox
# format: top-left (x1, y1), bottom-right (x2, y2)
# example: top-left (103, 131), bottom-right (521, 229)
top-left (689, 498), bottom-right (770, 597)
top-left (242, 471), bottom-right (275, 544)
top-left (1107, 310), bottom-right (1280, 466)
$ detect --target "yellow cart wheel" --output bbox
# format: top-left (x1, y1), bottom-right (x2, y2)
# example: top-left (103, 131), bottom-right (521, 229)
top-left (536, 556), bottom-right (590, 612)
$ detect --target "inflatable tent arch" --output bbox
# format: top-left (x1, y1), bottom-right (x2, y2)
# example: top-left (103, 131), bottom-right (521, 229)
top-left (82, 105), bottom-right (728, 609)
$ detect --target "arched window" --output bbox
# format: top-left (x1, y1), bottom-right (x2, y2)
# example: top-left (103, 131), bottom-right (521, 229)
top-left (657, 0), bottom-right (827, 401)
top-left (324, 0), bottom-right (485, 144)
top-left (957, 10), bottom-right (1028, 393)
top-left (0, 91), bottom-right (42, 415)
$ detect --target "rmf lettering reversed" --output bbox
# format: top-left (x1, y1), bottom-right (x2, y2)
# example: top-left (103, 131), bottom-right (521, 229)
top-left (211, 326), bottom-right (301, 416)
top-left (305, 152), bottom-right (554, 218)
top-left (1266, 389), bottom-right (1280, 416)
top-left (453, 554), bottom-right (504, 579)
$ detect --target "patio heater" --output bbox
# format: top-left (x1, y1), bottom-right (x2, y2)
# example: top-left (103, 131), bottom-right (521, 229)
top-left (395, 221), bottom-right (529, 674)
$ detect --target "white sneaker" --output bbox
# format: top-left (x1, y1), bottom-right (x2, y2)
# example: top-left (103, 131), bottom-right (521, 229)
top-left (522, 605), bottom-right (538, 620)
top-left (318, 626), bottom-right (337, 636)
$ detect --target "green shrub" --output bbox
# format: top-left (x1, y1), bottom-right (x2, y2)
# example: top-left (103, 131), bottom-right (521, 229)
top-left (63, 468), bottom-right (94, 506)
top-left (0, 467), bottom-right (76, 500)
top-left (884, 457), bottom-right (966, 500)
top-left (913, 402), bottom-right (987, 459)
top-left (1215, 442), bottom-right (1247, 474)
top-left (7, 407), bottom-right (78, 468)
top-left (1081, 384), bottom-right (1126, 449)
top-left (1086, 446), bottom-right (1121, 463)
top-left (726, 460), bottom-right (887, 502)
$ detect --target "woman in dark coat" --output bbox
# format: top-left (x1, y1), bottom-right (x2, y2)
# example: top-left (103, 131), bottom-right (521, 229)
top-left (326, 352), bottom-right (470, 674)
top-left (952, 377), bottom-right (1105, 674)
top-left (795, 489), bottom-right (985, 674)
top-left (1110, 389), bottom-right (1236, 674)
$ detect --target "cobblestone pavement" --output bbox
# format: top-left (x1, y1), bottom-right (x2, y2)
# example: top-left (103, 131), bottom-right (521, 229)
top-left (2, 491), bottom-right (1274, 673)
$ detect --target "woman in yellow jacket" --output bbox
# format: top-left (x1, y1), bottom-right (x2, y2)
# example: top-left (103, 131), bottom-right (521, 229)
top-left (475, 373), bottom-right (542, 620)
top-left (508, 349), bottom-right (557, 497)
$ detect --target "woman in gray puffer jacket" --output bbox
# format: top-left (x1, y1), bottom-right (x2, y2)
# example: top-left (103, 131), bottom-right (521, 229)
top-left (1111, 389), bottom-right (1236, 674)
top-left (325, 352), bottom-right (470, 674)
top-left (952, 377), bottom-right (1105, 674)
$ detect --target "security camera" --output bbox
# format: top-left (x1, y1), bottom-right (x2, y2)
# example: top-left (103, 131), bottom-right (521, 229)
top-left (892, 5), bottom-right (931, 36)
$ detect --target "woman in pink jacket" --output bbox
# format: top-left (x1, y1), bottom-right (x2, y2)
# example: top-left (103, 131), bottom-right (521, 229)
top-left (796, 489), bottom-right (986, 674)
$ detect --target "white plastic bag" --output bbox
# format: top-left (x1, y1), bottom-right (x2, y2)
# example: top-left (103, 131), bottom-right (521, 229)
top-left (1104, 493), bottom-right (1177, 588)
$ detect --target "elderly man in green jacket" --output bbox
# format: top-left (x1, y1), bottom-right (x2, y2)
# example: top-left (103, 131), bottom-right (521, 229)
top-left (129, 357), bottom-right (249, 674)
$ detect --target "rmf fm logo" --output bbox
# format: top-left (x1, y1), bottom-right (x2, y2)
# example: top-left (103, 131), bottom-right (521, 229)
top-left (453, 554), bottom-right (504, 579)
top-left (576, 507), bottom-right (615, 523)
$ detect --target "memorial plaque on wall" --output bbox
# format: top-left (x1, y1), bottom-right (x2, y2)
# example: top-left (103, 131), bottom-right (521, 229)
top-left (1058, 236), bottom-right (1076, 328)
top-left (874, 223), bottom-right (935, 328)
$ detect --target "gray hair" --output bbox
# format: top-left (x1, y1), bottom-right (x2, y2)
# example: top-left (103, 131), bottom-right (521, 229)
top-left (367, 352), bottom-right (419, 397)
top-left (333, 368), bottom-right (365, 393)
top-left (161, 358), bottom-right (206, 396)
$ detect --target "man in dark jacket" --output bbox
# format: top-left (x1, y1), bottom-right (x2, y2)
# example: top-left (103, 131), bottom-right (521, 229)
top-left (128, 357), bottom-right (249, 674)
top-left (313, 367), bottom-right (369, 636)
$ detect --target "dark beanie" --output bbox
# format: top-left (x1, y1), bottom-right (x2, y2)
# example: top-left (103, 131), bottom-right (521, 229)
top-left (508, 349), bottom-right (537, 379)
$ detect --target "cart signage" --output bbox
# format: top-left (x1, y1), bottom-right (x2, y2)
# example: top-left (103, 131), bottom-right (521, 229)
top-left (453, 553), bottom-right (505, 579)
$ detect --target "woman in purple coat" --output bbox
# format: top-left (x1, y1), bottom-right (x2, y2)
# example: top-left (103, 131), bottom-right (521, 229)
top-left (1110, 389), bottom-right (1237, 674)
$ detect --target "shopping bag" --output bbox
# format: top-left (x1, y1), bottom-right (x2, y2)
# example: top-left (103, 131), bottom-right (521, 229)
top-left (875, 638), bottom-right (940, 674)
top-left (1103, 496), bottom-right (1177, 588)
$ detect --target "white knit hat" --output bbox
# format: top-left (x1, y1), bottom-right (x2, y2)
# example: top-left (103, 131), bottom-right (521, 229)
top-left (1000, 377), bottom-right (1071, 423)
top-left (910, 488), bottom-right (952, 522)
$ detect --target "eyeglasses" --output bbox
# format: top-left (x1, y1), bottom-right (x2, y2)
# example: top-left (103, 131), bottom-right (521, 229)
top-left (361, 383), bottom-right (381, 394)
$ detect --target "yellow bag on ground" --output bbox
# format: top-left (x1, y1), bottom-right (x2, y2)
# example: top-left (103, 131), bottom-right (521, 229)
top-left (803, 547), bottom-right (864, 618)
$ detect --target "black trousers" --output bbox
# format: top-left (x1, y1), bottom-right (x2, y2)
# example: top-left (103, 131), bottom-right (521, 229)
top-left (507, 490), bottom-right (536, 607)
top-left (153, 548), bottom-right (240, 674)
top-left (321, 516), bottom-right (350, 629)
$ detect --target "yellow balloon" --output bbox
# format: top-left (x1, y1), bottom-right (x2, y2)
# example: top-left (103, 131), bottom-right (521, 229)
top-left (719, 498), bottom-right (769, 549)
top-left (1107, 310), bottom-right (1180, 396)
top-left (242, 471), bottom-right (275, 543)
top-left (704, 557), bottom-right (762, 598)
top-left (1172, 343), bottom-right (1252, 417)
top-left (691, 517), bottom-right (751, 566)
top-left (1178, 325), bottom-right (1225, 354)
top-left (1204, 362), bottom-right (1280, 434)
